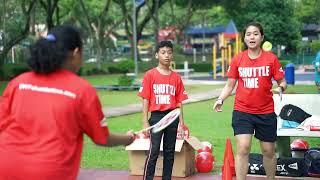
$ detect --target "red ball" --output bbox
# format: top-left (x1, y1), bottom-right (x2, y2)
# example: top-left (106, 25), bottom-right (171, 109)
top-left (197, 141), bottom-right (213, 153)
top-left (195, 152), bottom-right (215, 173)
top-left (198, 146), bottom-right (212, 154)
top-left (290, 138), bottom-right (309, 151)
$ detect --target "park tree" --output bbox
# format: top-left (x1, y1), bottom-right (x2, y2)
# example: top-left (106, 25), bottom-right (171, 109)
top-left (0, 0), bottom-right (37, 71)
top-left (294, 0), bottom-right (320, 24)
top-left (221, 0), bottom-right (301, 53)
top-left (38, 0), bottom-right (60, 29)
top-left (78, 0), bottom-right (125, 69)
top-left (115, 0), bottom-right (168, 53)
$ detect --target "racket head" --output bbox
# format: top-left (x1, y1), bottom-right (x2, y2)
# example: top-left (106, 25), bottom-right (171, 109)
top-left (152, 108), bottom-right (181, 133)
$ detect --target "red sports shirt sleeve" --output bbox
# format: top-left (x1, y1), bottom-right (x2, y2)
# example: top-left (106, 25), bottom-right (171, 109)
top-left (227, 53), bottom-right (241, 79)
top-left (78, 86), bottom-right (109, 145)
top-left (138, 72), bottom-right (151, 100)
top-left (0, 82), bottom-right (15, 131)
top-left (272, 56), bottom-right (285, 81)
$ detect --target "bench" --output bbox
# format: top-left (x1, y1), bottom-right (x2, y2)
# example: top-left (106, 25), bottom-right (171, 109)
top-left (274, 94), bottom-right (320, 157)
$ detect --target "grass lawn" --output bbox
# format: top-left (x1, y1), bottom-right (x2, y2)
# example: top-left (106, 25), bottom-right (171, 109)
top-left (81, 85), bottom-right (319, 174)
top-left (97, 84), bottom-right (224, 107)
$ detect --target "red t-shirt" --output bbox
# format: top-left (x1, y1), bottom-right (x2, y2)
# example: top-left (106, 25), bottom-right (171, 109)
top-left (0, 69), bottom-right (109, 180)
top-left (138, 68), bottom-right (188, 112)
top-left (227, 50), bottom-right (284, 114)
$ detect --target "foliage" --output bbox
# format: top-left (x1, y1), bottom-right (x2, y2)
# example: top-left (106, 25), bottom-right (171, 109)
top-left (118, 59), bottom-right (135, 74)
top-left (117, 75), bottom-right (134, 86)
top-left (310, 40), bottom-right (320, 54)
top-left (176, 63), bottom-right (212, 72)
top-left (279, 60), bottom-right (292, 68)
top-left (1, 63), bottom-right (30, 80)
top-left (294, 0), bottom-right (320, 24)
top-left (222, 0), bottom-right (301, 53)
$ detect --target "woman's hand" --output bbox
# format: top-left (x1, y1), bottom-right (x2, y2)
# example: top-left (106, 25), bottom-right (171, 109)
top-left (213, 98), bottom-right (223, 112)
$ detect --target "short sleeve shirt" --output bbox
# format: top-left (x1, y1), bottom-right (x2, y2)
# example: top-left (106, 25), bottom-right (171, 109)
top-left (0, 69), bottom-right (109, 180)
top-left (227, 50), bottom-right (284, 114)
top-left (138, 68), bottom-right (188, 112)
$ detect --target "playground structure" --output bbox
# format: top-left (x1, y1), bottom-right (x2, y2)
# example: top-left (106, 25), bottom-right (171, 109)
top-left (212, 20), bottom-right (241, 79)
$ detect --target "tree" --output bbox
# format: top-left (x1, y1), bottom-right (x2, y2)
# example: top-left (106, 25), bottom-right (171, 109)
top-left (294, 0), bottom-right (320, 24)
top-left (115, 0), bottom-right (168, 52)
top-left (78, 0), bottom-right (125, 69)
top-left (39, 0), bottom-right (60, 29)
top-left (0, 0), bottom-right (37, 69)
top-left (222, 0), bottom-right (301, 53)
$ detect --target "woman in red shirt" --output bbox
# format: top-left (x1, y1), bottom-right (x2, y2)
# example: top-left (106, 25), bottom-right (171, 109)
top-left (0, 25), bottom-right (134, 180)
top-left (213, 22), bottom-right (287, 180)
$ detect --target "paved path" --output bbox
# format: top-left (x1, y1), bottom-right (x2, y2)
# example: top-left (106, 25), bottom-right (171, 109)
top-left (78, 169), bottom-right (319, 180)
top-left (103, 88), bottom-right (223, 117)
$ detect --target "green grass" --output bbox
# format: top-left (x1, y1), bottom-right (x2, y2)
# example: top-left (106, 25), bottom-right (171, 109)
top-left (81, 85), bottom-right (319, 173)
top-left (98, 84), bottom-right (224, 107)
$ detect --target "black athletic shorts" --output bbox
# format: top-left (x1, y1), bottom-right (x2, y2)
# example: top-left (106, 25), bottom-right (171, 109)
top-left (232, 110), bottom-right (277, 142)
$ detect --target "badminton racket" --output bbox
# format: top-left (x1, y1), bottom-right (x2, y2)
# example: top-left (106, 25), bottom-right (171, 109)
top-left (135, 108), bottom-right (180, 134)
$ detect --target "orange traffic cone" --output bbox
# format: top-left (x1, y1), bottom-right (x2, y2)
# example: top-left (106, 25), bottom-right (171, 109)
top-left (222, 138), bottom-right (236, 180)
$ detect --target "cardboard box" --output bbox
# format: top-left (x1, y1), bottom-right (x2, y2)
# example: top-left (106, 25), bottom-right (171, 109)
top-left (125, 136), bottom-right (202, 177)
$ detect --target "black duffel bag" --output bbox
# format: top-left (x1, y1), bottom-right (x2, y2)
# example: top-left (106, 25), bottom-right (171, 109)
top-left (248, 153), bottom-right (266, 175)
top-left (248, 153), bottom-right (308, 177)
top-left (276, 157), bottom-right (308, 177)
top-left (305, 148), bottom-right (320, 177)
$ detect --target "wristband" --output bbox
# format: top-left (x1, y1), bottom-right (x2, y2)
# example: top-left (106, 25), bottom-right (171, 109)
top-left (216, 97), bottom-right (223, 105)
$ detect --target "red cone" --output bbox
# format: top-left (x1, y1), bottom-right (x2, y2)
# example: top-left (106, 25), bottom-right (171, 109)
top-left (222, 138), bottom-right (236, 180)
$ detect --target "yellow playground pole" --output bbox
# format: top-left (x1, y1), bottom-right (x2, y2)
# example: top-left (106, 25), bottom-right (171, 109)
top-left (213, 45), bottom-right (217, 79)
top-left (221, 48), bottom-right (225, 77)
top-left (228, 44), bottom-right (232, 65)
top-left (235, 33), bottom-right (239, 54)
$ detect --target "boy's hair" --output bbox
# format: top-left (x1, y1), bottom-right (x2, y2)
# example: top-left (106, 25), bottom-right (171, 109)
top-left (155, 41), bottom-right (173, 53)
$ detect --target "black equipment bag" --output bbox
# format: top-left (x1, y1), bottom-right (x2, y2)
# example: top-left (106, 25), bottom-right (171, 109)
top-left (279, 104), bottom-right (312, 123)
top-left (276, 157), bottom-right (308, 177)
top-left (305, 148), bottom-right (320, 177)
top-left (248, 153), bottom-right (266, 175)
top-left (248, 153), bottom-right (308, 177)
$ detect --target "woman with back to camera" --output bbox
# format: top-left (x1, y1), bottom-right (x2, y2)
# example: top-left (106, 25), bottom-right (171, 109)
top-left (0, 25), bottom-right (135, 180)
top-left (213, 22), bottom-right (287, 180)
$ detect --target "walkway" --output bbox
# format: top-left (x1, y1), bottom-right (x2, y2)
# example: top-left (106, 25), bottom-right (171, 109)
top-left (103, 87), bottom-right (223, 117)
top-left (78, 169), bottom-right (318, 180)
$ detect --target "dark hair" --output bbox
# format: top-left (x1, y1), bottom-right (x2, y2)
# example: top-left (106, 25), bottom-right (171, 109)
top-left (28, 25), bottom-right (82, 74)
top-left (242, 22), bottom-right (264, 49)
top-left (242, 22), bottom-right (264, 37)
top-left (155, 41), bottom-right (173, 53)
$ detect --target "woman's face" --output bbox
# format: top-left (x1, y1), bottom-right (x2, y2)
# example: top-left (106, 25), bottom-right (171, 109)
top-left (244, 25), bottom-right (264, 50)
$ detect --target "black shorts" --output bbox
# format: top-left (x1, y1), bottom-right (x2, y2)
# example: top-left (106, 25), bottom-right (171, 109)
top-left (232, 110), bottom-right (277, 142)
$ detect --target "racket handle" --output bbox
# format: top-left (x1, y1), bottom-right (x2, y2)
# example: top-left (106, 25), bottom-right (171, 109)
top-left (310, 126), bottom-right (320, 131)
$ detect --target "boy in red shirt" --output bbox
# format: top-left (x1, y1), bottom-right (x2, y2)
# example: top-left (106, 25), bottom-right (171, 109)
top-left (138, 41), bottom-right (188, 180)
top-left (213, 22), bottom-right (287, 180)
top-left (0, 25), bottom-right (135, 180)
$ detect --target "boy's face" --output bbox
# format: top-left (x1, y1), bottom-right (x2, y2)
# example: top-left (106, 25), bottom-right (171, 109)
top-left (155, 46), bottom-right (173, 66)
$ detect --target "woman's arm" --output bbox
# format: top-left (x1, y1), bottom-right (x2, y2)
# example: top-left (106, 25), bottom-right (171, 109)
top-left (213, 78), bottom-right (237, 112)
